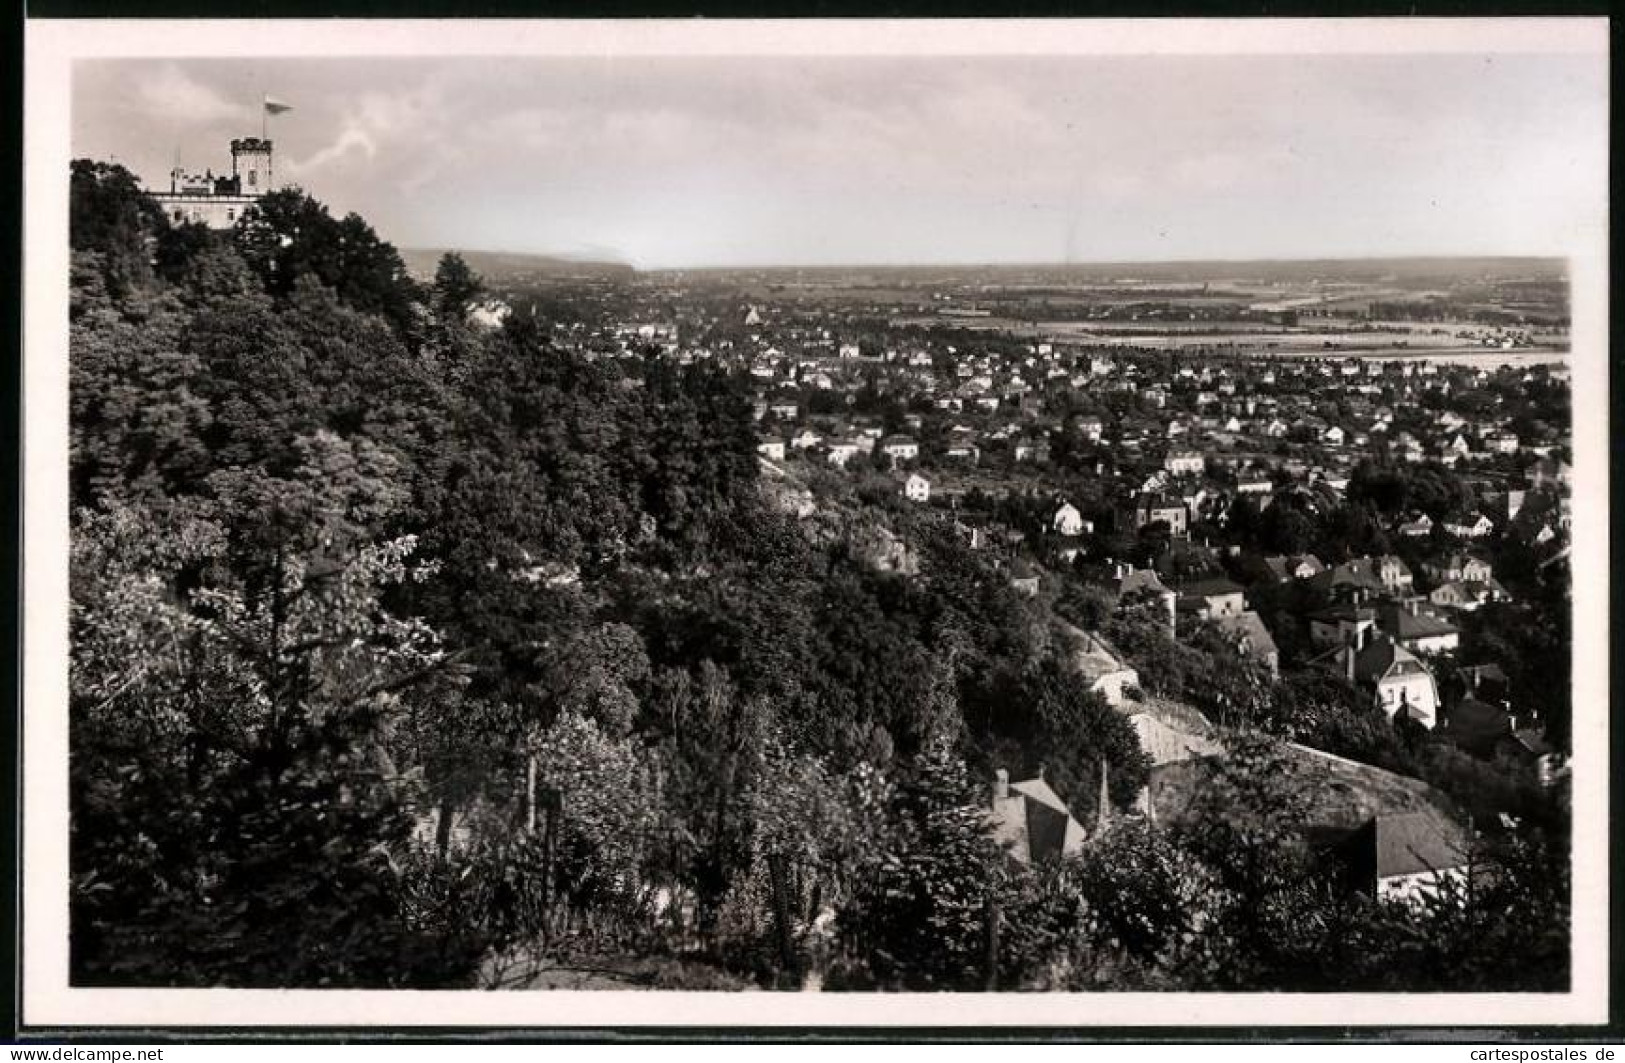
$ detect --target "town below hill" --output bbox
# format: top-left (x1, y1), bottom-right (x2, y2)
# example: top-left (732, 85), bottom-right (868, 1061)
top-left (64, 162), bottom-right (1572, 994)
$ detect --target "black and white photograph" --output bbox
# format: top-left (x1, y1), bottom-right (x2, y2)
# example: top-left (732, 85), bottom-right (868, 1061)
top-left (20, 18), bottom-right (1610, 1031)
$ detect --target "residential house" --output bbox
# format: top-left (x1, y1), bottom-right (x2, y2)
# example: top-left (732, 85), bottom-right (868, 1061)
top-left (1337, 813), bottom-right (1471, 902)
top-left (1236, 473), bottom-right (1274, 497)
top-left (945, 428), bottom-right (981, 463)
top-left (1309, 600), bottom-right (1378, 649)
top-left (1397, 513), bottom-right (1435, 538)
top-left (1059, 624), bottom-right (1141, 708)
top-left (1343, 634), bottom-right (1440, 729)
top-left (1263, 553), bottom-right (1324, 582)
top-left (1013, 437), bottom-right (1051, 463)
top-left (1009, 559), bottom-right (1041, 598)
top-left (901, 472), bottom-right (931, 504)
top-left (1053, 502), bottom-right (1087, 537)
top-left (1429, 578), bottom-right (1511, 612)
top-left (1133, 495), bottom-right (1189, 538)
top-left (1164, 450), bottom-right (1206, 477)
top-left (1083, 563), bottom-right (1177, 636)
top-left (1439, 695), bottom-right (1513, 759)
top-left (825, 439), bottom-right (861, 467)
top-left (1177, 578), bottom-right (1248, 621)
top-left (757, 438), bottom-right (787, 461)
top-left (880, 434), bottom-right (920, 464)
top-left (1500, 726), bottom-right (1570, 788)
top-left (1375, 600), bottom-right (1461, 655)
top-left (1421, 552), bottom-right (1493, 585)
top-left (1452, 663), bottom-right (1512, 707)
top-left (989, 769), bottom-right (1087, 865)
top-left (1310, 556), bottom-right (1413, 599)
top-left (1443, 513), bottom-right (1495, 539)
top-left (1211, 609), bottom-right (1281, 677)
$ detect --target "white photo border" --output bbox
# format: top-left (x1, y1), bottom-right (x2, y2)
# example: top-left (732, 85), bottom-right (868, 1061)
top-left (22, 16), bottom-right (1611, 1030)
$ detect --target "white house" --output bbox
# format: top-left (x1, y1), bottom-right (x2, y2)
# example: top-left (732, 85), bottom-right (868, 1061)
top-left (1053, 502), bottom-right (1087, 537)
top-left (1341, 813), bottom-right (1471, 904)
top-left (902, 473), bottom-right (931, 503)
top-left (880, 435), bottom-right (920, 463)
top-left (1059, 625), bottom-right (1140, 708)
top-left (1164, 450), bottom-right (1206, 476)
top-left (1444, 513), bottom-right (1495, 539)
top-left (825, 440), bottom-right (861, 467)
top-left (1347, 636), bottom-right (1440, 729)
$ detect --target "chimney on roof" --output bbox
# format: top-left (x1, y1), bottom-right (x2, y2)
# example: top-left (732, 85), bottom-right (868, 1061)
top-left (992, 767), bottom-right (1009, 803)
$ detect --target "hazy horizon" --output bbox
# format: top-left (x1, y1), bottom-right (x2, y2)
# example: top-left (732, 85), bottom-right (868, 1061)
top-left (397, 246), bottom-right (1571, 274)
top-left (75, 53), bottom-right (1606, 269)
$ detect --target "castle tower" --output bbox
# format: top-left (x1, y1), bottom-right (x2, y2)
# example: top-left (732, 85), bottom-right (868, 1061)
top-left (230, 137), bottom-right (274, 194)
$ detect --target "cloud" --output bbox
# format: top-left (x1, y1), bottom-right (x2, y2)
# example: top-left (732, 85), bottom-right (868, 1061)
top-left (283, 82), bottom-right (452, 190)
top-left (282, 126), bottom-right (376, 179)
top-left (134, 64), bottom-right (246, 125)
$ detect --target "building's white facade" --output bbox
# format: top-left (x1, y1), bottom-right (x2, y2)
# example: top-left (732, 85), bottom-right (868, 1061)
top-left (148, 136), bottom-right (276, 231)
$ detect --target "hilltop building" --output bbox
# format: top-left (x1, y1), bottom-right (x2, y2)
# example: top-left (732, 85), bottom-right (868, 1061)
top-left (149, 137), bottom-right (277, 230)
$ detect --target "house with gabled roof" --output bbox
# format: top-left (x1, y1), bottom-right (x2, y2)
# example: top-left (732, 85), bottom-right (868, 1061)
top-left (1056, 623), bottom-right (1140, 708)
top-left (989, 768), bottom-right (1087, 865)
top-left (1263, 553), bottom-right (1324, 581)
top-left (1337, 813), bottom-right (1471, 902)
top-left (1308, 556), bottom-right (1411, 599)
top-left (825, 439), bottom-right (861, 467)
top-left (1444, 512), bottom-right (1495, 539)
top-left (1210, 609), bottom-right (1281, 677)
top-left (1429, 579), bottom-right (1510, 613)
top-left (1309, 600), bottom-right (1378, 649)
top-left (1053, 501), bottom-right (1087, 537)
top-left (1375, 600), bottom-right (1460, 655)
top-left (1439, 695), bottom-right (1512, 759)
top-left (1338, 634), bottom-right (1440, 729)
top-left (1396, 513), bottom-right (1435, 538)
top-left (1009, 558), bottom-right (1041, 598)
top-left (1133, 494), bottom-right (1189, 538)
top-left (1177, 577), bottom-right (1248, 621)
top-left (878, 435), bottom-right (920, 464)
top-left (1422, 552), bottom-right (1493, 585)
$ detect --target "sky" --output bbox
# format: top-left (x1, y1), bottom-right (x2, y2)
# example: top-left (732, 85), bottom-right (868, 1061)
top-left (72, 52), bottom-right (1607, 269)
